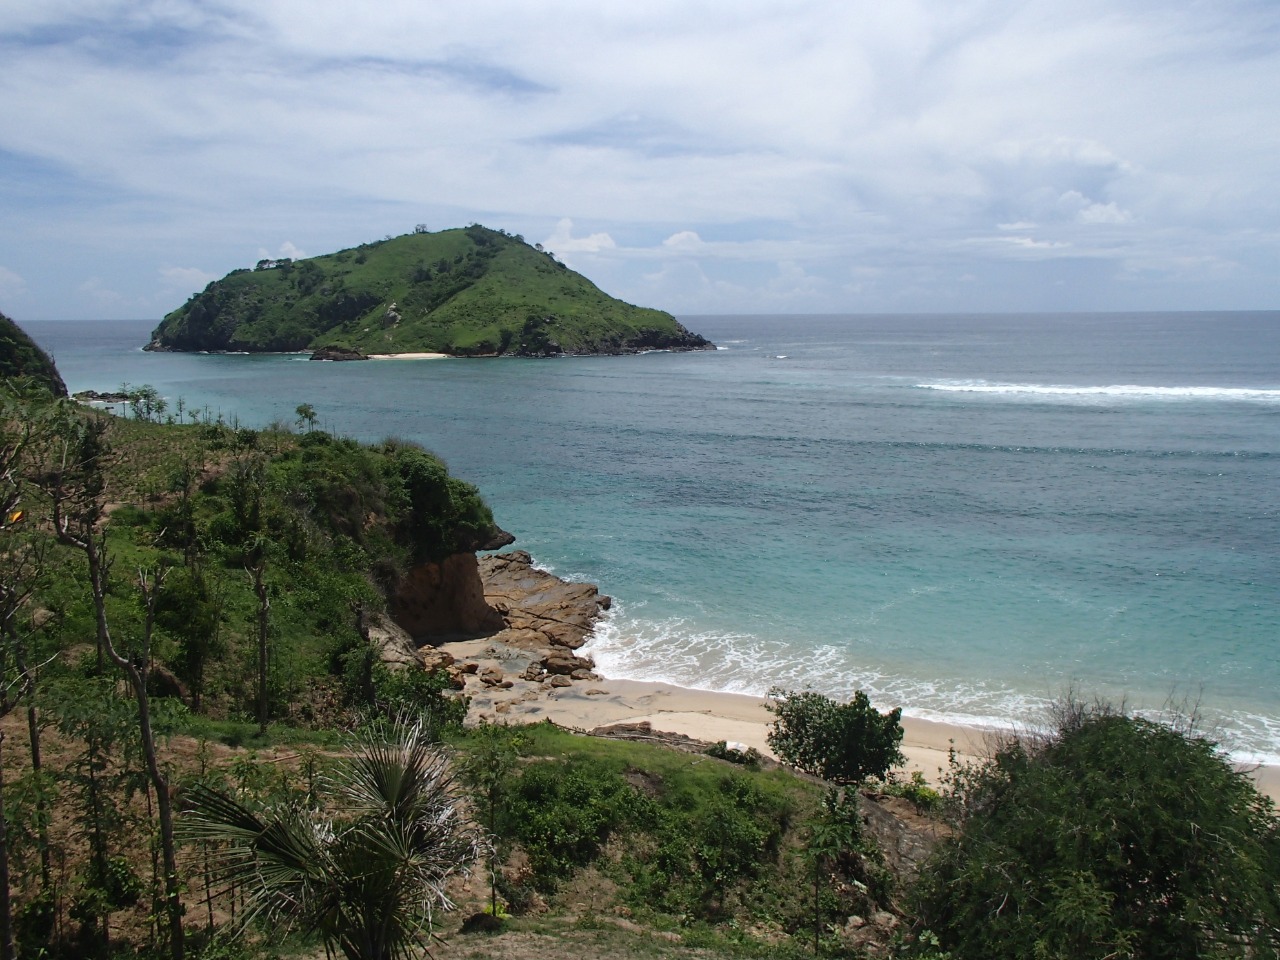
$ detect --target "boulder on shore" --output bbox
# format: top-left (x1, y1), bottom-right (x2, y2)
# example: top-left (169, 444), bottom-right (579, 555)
top-left (309, 345), bottom-right (368, 361)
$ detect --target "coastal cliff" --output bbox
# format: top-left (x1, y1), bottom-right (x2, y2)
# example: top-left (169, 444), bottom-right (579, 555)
top-left (0, 311), bottom-right (67, 396)
top-left (146, 225), bottom-right (714, 357)
top-left (375, 550), bottom-right (611, 690)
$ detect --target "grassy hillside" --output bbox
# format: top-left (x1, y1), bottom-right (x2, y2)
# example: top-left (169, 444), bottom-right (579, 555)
top-left (147, 225), bottom-right (713, 356)
top-left (0, 310), bottom-right (67, 395)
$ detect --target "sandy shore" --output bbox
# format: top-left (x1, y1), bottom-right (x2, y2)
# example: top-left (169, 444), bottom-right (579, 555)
top-left (443, 638), bottom-right (1280, 802)
top-left (368, 352), bottom-right (451, 360)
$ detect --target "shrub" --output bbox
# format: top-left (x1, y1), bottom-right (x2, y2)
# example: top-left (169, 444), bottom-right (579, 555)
top-left (766, 688), bottom-right (904, 785)
top-left (499, 759), bottom-right (644, 889)
top-left (912, 704), bottom-right (1280, 959)
top-left (706, 740), bottom-right (763, 769)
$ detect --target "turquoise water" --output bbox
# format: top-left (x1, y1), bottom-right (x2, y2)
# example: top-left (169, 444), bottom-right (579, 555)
top-left (29, 313), bottom-right (1280, 761)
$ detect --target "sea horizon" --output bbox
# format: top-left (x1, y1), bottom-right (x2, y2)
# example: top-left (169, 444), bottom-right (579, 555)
top-left (26, 311), bottom-right (1280, 764)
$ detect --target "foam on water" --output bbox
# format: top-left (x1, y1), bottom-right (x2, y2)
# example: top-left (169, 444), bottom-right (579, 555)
top-left (920, 380), bottom-right (1280, 403)
top-left (582, 603), bottom-right (1280, 766)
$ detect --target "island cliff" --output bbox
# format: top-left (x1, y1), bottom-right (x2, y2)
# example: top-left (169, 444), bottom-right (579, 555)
top-left (0, 311), bottom-right (67, 396)
top-left (146, 225), bottom-right (714, 357)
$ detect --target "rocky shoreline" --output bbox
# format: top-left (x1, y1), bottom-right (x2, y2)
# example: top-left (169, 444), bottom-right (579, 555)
top-left (368, 550), bottom-right (613, 703)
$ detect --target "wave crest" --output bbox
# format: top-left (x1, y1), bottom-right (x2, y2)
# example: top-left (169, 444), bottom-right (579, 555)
top-left (918, 380), bottom-right (1280, 403)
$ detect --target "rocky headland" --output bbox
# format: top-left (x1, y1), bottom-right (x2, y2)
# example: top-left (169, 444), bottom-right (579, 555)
top-left (368, 549), bottom-right (611, 697)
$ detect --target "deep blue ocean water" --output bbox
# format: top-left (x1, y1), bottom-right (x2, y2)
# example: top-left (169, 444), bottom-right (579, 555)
top-left (27, 313), bottom-right (1280, 761)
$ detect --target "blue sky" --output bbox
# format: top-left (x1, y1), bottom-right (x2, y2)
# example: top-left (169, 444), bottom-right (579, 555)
top-left (1, 0), bottom-right (1277, 320)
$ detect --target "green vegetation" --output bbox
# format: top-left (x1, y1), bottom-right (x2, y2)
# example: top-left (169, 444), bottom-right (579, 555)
top-left (912, 701), bottom-right (1280, 959)
top-left (0, 311), bottom-right (66, 395)
top-left (0, 380), bottom-right (512, 959)
top-left (466, 721), bottom-right (889, 939)
top-left (147, 225), bottom-right (713, 356)
top-left (766, 688), bottom-right (905, 786)
top-left (184, 716), bottom-right (481, 960)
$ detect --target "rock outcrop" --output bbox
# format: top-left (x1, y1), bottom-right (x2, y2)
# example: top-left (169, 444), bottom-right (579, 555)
top-left (479, 550), bottom-right (611, 651)
top-left (309, 345), bottom-right (368, 361)
top-left (385, 549), bottom-right (612, 690)
top-left (390, 553), bottom-right (505, 640)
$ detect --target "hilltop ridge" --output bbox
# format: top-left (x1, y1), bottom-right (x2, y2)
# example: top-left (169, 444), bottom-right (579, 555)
top-left (0, 310), bottom-right (67, 395)
top-left (147, 225), bottom-right (713, 357)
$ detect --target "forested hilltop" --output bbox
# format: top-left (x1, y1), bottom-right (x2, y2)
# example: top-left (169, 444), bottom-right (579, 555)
top-left (0, 311), bottom-right (66, 395)
top-left (146, 224), bottom-right (713, 356)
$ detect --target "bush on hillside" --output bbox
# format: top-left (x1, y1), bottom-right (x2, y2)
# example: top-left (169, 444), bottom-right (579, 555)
top-left (766, 688), bottom-right (904, 785)
top-left (911, 702), bottom-right (1280, 959)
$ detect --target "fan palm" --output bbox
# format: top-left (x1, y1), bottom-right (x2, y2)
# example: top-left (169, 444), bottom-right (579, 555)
top-left (183, 717), bottom-right (482, 960)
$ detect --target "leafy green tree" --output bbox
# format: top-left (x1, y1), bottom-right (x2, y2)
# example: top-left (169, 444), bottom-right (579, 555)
top-left (183, 715), bottom-right (481, 960)
top-left (767, 688), bottom-right (904, 785)
top-left (294, 403), bottom-right (317, 432)
top-left (458, 723), bottom-right (525, 916)
top-left (913, 703), bottom-right (1280, 959)
top-left (48, 679), bottom-right (142, 953)
top-left (804, 789), bottom-right (861, 954)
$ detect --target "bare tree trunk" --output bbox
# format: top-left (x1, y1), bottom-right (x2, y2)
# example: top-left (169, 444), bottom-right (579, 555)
top-left (254, 561), bottom-right (269, 735)
top-left (25, 701), bottom-right (50, 889)
top-left (52, 512), bottom-right (185, 960)
top-left (0, 732), bottom-right (15, 960)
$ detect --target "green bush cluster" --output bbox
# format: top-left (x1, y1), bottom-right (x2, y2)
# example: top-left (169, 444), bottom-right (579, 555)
top-left (913, 706), bottom-right (1280, 959)
top-left (767, 688), bottom-right (905, 785)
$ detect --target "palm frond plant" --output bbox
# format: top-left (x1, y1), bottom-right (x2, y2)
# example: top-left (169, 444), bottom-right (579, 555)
top-left (182, 716), bottom-right (483, 960)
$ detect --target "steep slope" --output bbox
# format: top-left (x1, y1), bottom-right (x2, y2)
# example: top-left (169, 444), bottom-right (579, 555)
top-left (147, 225), bottom-right (713, 356)
top-left (0, 310), bottom-right (68, 395)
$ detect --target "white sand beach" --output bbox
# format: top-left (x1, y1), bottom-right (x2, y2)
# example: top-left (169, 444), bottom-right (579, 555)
top-left (367, 352), bottom-right (451, 360)
top-left (447, 650), bottom-right (1280, 802)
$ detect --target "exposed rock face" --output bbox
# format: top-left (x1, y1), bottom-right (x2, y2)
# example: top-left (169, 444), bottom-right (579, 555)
top-left (309, 345), bottom-right (368, 361)
top-left (390, 553), bottom-right (504, 640)
top-left (479, 550), bottom-right (611, 651)
top-left (385, 549), bottom-right (612, 694)
top-left (361, 610), bottom-right (423, 671)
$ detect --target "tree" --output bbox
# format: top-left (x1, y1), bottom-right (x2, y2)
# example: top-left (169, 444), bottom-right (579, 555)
top-left (0, 380), bottom-right (61, 960)
top-left (804, 789), bottom-right (860, 953)
top-left (912, 702), bottom-right (1280, 959)
top-left (222, 454), bottom-right (274, 732)
top-left (294, 403), bottom-right (317, 432)
top-left (458, 723), bottom-right (524, 917)
top-left (766, 688), bottom-right (904, 785)
top-left (183, 715), bottom-right (482, 960)
top-left (43, 408), bottom-right (186, 959)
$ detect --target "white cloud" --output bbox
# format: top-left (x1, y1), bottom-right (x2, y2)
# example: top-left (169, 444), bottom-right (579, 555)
top-left (159, 265), bottom-right (217, 292)
top-left (256, 242), bottom-right (308, 262)
top-left (0, 0), bottom-right (1278, 314)
top-left (543, 219), bottom-right (616, 254)
top-left (78, 277), bottom-right (126, 308)
top-left (662, 231), bottom-right (704, 254)
top-left (1077, 202), bottom-right (1133, 225)
top-left (0, 266), bottom-right (27, 301)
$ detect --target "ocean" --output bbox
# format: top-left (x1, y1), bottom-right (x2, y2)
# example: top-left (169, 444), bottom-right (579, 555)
top-left (27, 312), bottom-right (1280, 763)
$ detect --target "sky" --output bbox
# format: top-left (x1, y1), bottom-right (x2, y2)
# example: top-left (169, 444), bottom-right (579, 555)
top-left (1, 0), bottom-right (1278, 321)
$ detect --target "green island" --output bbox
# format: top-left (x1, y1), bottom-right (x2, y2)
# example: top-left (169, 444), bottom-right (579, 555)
top-left (145, 225), bottom-right (714, 357)
top-left (1, 315), bottom-right (1278, 960)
